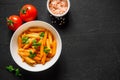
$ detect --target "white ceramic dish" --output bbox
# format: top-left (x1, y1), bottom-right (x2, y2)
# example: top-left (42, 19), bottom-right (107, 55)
top-left (10, 21), bottom-right (62, 72)
top-left (47, 0), bottom-right (70, 17)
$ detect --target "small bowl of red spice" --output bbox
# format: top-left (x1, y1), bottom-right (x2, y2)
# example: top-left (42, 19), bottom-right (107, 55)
top-left (47, 0), bottom-right (70, 17)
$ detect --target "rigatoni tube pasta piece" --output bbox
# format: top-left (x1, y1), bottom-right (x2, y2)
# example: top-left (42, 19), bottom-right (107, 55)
top-left (26, 33), bottom-right (40, 39)
top-left (41, 53), bottom-right (47, 65)
top-left (48, 32), bottom-right (53, 46)
top-left (24, 57), bottom-right (36, 65)
top-left (18, 36), bottom-right (22, 48)
top-left (51, 39), bottom-right (57, 57)
top-left (40, 42), bottom-right (44, 59)
top-left (28, 27), bottom-right (45, 32)
top-left (42, 31), bottom-right (48, 46)
top-left (17, 27), bottom-right (57, 66)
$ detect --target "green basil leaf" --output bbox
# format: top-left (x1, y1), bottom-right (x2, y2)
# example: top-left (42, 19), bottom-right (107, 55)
top-left (22, 36), bottom-right (29, 44)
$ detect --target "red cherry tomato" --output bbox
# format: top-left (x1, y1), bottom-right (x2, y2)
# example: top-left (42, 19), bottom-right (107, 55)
top-left (7, 15), bottom-right (23, 31)
top-left (20, 4), bottom-right (38, 22)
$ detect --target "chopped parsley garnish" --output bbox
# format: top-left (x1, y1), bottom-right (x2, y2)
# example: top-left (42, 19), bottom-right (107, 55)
top-left (32, 39), bottom-right (41, 46)
top-left (15, 68), bottom-right (22, 76)
top-left (6, 65), bottom-right (14, 72)
top-left (29, 51), bottom-right (36, 58)
top-left (6, 65), bottom-right (22, 77)
top-left (22, 36), bottom-right (29, 44)
top-left (44, 46), bottom-right (50, 54)
top-left (40, 32), bottom-right (45, 38)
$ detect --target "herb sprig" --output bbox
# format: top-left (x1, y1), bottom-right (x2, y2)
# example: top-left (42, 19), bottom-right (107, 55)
top-left (6, 65), bottom-right (14, 72)
top-left (6, 65), bottom-right (22, 77)
top-left (32, 39), bottom-right (41, 49)
top-left (22, 36), bottom-right (29, 44)
top-left (44, 46), bottom-right (50, 54)
top-left (32, 40), bottom-right (41, 46)
top-left (40, 32), bottom-right (45, 39)
top-left (15, 68), bottom-right (22, 76)
top-left (29, 51), bottom-right (36, 58)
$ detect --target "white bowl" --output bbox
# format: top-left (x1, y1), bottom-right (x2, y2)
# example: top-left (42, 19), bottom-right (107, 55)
top-left (10, 21), bottom-right (62, 72)
top-left (47, 0), bottom-right (70, 17)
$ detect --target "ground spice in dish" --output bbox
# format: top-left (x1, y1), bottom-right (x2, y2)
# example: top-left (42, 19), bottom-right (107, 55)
top-left (49, 0), bottom-right (68, 15)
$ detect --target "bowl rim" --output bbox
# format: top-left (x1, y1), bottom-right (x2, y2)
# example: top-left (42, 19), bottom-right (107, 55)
top-left (47, 0), bottom-right (70, 17)
top-left (10, 20), bottom-right (62, 72)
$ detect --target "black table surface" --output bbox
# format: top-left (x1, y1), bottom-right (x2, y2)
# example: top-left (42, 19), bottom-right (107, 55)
top-left (1, 0), bottom-right (120, 80)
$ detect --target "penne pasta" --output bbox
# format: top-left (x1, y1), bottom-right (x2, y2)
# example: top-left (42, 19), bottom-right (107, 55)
top-left (47, 38), bottom-right (52, 53)
top-left (26, 33), bottom-right (40, 39)
top-left (18, 52), bottom-right (29, 57)
top-left (18, 48), bottom-right (36, 53)
top-left (51, 39), bottom-right (57, 57)
top-left (18, 36), bottom-right (22, 48)
top-left (41, 53), bottom-right (47, 65)
top-left (46, 57), bottom-right (51, 62)
top-left (18, 48), bottom-right (24, 52)
top-left (42, 31), bottom-right (47, 46)
top-left (40, 43), bottom-right (44, 59)
top-left (48, 32), bottom-right (53, 47)
top-left (18, 27), bottom-right (57, 66)
top-left (24, 57), bottom-right (36, 65)
top-left (47, 39), bottom-right (50, 49)
top-left (28, 27), bottom-right (45, 32)
top-left (33, 56), bottom-right (41, 63)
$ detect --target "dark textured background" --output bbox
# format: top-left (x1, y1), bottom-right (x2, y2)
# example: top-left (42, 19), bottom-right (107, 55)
top-left (1, 0), bottom-right (120, 80)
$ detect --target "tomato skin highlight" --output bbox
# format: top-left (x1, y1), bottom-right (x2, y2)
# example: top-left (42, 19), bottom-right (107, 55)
top-left (20, 4), bottom-right (38, 22)
top-left (7, 15), bottom-right (23, 31)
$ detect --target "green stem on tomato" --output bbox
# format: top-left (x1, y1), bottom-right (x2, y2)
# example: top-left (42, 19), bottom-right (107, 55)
top-left (21, 8), bottom-right (28, 14)
top-left (6, 18), bottom-right (14, 27)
